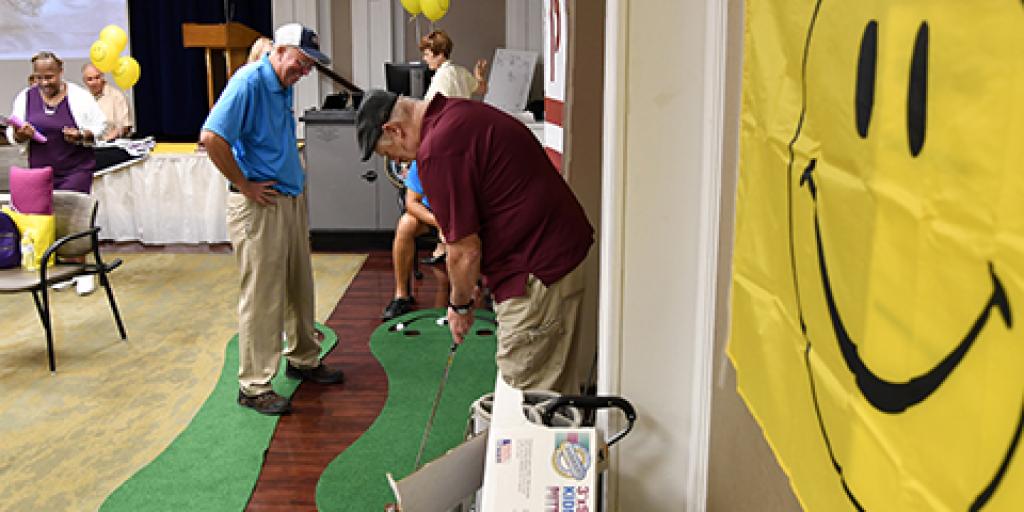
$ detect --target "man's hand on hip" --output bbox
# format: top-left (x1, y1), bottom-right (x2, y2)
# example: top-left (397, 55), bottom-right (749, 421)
top-left (241, 180), bottom-right (279, 206)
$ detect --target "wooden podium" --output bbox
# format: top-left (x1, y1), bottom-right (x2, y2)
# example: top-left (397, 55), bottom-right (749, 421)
top-left (182, 22), bottom-right (262, 109)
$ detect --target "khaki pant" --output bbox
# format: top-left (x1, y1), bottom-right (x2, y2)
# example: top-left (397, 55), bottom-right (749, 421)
top-left (493, 264), bottom-right (586, 395)
top-left (227, 191), bottom-right (320, 395)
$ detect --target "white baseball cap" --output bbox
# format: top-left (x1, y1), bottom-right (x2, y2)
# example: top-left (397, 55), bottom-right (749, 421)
top-left (274, 23), bottom-right (331, 66)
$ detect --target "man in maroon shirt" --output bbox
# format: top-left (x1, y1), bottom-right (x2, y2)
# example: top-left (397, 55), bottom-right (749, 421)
top-left (356, 90), bottom-right (594, 394)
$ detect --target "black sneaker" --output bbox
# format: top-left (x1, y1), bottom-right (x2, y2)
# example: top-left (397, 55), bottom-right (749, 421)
top-left (286, 362), bottom-right (345, 384)
top-left (419, 253), bottom-right (446, 265)
top-left (237, 390), bottom-right (291, 415)
top-left (382, 297), bottom-right (414, 321)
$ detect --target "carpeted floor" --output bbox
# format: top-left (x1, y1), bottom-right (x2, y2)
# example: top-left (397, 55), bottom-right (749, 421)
top-left (0, 252), bottom-right (364, 512)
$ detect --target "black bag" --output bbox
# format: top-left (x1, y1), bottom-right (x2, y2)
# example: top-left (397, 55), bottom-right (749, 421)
top-left (0, 210), bottom-right (20, 269)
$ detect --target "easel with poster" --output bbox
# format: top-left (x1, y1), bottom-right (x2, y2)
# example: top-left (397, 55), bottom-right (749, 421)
top-left (483, 49), bottom-right (538, 114)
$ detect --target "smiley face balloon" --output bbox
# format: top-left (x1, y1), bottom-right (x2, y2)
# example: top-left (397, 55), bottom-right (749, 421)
top-left (89, 39), bottom-right (118, 73)
top-left (112, 56), bottom-right (140, 89)
top-left (730, 0), bottom-right (1024, 510)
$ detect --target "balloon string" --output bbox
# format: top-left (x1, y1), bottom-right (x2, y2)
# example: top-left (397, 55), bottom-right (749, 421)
top-left (415, 15), bottom-right (421, 47)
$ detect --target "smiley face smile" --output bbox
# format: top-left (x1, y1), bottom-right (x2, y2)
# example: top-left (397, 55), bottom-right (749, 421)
top-left (799, 158), bottom-right (1011, 413)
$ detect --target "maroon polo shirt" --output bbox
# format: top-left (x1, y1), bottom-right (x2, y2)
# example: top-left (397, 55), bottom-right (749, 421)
top-left (417, 95), bottom-right (594, 302)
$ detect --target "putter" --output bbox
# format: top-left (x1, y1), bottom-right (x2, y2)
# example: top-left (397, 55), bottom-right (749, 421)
top-left (414, 340), bottom-right (459, 469)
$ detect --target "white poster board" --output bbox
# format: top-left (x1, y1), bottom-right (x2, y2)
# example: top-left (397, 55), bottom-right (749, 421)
top-left (483, 49), bottom-right (538, 113)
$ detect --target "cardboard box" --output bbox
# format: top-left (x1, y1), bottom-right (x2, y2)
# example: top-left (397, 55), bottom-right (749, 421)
top-left (388, 373), bottom-right (598, 512)
top-left (387, 433), bottom-right (487, 512)
top-left (479, 375), bottom-right (597, 512)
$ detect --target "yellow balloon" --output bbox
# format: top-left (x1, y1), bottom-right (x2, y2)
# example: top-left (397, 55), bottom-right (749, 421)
top-left (99, 25), bottom-right (128, 55)
top-left (421, 0), bottom-right (449, 21)
top-left (90, 40), bottom-right (118, 73)
top-left (400, 0), bottom-right (421, 16)
top-left (112, 56), bottom-right (140, 89)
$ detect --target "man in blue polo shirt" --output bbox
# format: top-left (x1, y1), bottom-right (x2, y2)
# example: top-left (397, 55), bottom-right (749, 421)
top-left (200, 23), bottom-right (344, 415)
top-left (382, 161), bottom-right (445, 320)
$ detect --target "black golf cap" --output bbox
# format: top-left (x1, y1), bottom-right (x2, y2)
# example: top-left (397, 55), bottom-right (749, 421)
top-left (356, 89), bottom-right (399, 161)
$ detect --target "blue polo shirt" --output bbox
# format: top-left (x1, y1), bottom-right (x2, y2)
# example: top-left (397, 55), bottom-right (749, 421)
top-left (202, 54), bottom-right (304, 196)
top-left (404, 161), bottom-right (430, 209)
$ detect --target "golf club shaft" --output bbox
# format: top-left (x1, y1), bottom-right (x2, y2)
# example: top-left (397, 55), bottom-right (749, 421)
top-left (414, 341), bottom-right (459, 469)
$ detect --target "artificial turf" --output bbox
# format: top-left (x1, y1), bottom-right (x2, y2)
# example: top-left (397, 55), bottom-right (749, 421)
top-left (315, 309), bottom-right (498, 511)
top-left (100, 323), bottom-right (337, 512)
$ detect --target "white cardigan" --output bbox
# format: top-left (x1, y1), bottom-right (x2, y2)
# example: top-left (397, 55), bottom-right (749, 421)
top-left (424, 61), bottom-right (479, 102)
top-left (5, 82), bottom-right (107, 145)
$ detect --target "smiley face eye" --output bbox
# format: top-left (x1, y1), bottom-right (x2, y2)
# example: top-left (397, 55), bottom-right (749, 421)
top-left (908, 22), bottom-right (928, 157)
top-left (856, 20), bottom-right (928, 157)
top-left (855, 20), bottom-right (878, 138)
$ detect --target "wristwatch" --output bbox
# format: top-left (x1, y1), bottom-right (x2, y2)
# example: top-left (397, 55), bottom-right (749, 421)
top-left (448, 298), bottom-right (474, 315)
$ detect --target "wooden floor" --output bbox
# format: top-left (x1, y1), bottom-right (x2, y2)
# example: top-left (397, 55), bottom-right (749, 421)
top-left (101, 242), bottom-right (449, 510)
top-left (246, 250), bottom-right (451, 511)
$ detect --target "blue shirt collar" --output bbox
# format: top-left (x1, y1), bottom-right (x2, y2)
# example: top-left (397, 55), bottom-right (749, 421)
top-left (258, 53), bottom-right (288, 95)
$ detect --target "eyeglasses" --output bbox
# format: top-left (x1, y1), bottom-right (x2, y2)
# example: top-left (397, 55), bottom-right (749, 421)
top-left (291, 49), bottom-right (316, 71)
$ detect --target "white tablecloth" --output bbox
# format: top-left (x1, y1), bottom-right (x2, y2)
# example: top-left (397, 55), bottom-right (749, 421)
top-left (91, 153), bottom-right (229, 244)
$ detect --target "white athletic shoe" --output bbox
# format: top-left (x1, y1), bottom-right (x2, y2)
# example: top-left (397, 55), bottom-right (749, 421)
top-left (51, 279), bottom-right (74, 291)
top-left (75, 275), bottom-right (96, 296)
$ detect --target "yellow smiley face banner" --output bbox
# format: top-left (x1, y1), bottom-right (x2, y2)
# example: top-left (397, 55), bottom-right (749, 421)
top-left (729, 1), bottom-right (1024, 510)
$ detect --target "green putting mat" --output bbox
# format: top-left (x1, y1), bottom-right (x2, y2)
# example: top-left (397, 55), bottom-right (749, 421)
top-left (100, 323), bottom-right (338, 512)
top-left (316, 309), bottom-right (497, 511)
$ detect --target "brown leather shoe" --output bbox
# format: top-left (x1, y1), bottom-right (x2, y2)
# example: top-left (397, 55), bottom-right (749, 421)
top-left (286, 362), bottom-right (345, 384)
top-left (237, 390), bottom-right (291, 415)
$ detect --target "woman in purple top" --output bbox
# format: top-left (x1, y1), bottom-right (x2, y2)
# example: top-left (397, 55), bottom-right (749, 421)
top-left (7, 51), bottom-right (107, 193)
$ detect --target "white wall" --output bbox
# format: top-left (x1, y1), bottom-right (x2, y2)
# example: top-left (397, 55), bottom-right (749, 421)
top-left (350, 0), bottom-right (394, 91)
top-left (601, 0), bottom-right (725, 509)
top-left (0, 61), bottom-right (34, 121)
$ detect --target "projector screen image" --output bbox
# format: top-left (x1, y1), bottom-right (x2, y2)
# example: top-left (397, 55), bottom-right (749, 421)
top-left (0, 0), bottom-right (129, 60)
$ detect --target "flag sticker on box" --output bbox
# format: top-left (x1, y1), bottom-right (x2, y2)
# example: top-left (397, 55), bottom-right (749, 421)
top-left (496, 439), bottom-right (512, 464)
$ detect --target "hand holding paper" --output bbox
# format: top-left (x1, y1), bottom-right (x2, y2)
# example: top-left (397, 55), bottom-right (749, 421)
top-left (3, 115), bottom-right (47, 143)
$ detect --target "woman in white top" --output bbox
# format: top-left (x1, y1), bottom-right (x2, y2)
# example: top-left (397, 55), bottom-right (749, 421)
top-left (420, 30), bottom-right (488, 103)
top-left (7, 51), bottom-right (106, 194)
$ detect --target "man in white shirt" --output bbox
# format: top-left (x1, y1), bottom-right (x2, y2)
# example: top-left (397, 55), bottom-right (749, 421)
top-left (82, 63), bottom-right (133, 141)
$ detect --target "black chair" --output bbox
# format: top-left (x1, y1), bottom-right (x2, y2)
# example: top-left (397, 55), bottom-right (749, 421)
top-left (0, 191), bottom-right (126, 372)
